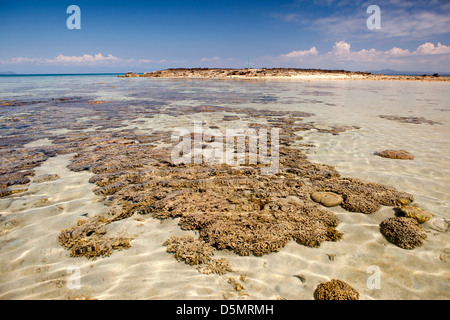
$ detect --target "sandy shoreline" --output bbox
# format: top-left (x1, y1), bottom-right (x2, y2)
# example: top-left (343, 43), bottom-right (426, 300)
top-left (119, 68), bottom-right (450, 82)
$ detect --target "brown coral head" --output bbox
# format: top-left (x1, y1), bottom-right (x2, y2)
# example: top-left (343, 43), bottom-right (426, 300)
top-left (379, 217), bottom-right (427, 249)
top-left (314, 279), bottom-right (359, 300)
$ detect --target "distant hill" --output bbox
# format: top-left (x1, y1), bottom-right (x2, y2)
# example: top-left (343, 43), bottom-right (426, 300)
top-left (369, 69), bottom-right (450, 76)
top-left (0, 71), bottom-right (16, 75)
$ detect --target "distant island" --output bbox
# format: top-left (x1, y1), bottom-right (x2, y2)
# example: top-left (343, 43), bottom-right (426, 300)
top-left (119, 68), bottom-right (450, 82)
top-left (0, 71), bottom-right (16, 75)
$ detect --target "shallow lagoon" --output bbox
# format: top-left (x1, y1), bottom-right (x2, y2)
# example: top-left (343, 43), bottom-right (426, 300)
top-left (0, 75), bottom-right (449, 299)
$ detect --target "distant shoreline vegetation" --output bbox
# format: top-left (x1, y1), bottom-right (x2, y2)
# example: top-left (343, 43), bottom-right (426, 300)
top-left (0, 69), bottom-right (448, 78)
top-left (118, 68), bottom-right (450, 81)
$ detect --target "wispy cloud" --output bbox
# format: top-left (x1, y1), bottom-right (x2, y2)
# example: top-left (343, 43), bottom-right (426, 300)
top-left (280, 47), bottom-right (319, 58)
top-left (198, 56), bottom-right (245, 67)
top-left (271, 12), bottom-right (300, 22)
top-left (1, 53), bottom-right (120, 65)
top-left (0, 53), bottom-right (170, 66)
top-left (277, 0), bottom-right (450, 41)
top-left (200, 56), bottom-right (221, 62)
top-left (375, 9), bottom-right (450, 39)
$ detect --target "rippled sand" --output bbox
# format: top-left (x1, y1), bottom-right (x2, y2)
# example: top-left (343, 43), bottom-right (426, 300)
top-left (0, 76), bottom-right (449, 300)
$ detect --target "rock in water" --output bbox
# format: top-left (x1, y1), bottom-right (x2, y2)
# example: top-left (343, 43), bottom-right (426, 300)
top-left (311, 191), bottom-right (343, 207)
top-left (379, 217), bottom-right (427, 249)
top-left (314, 279), bottom-right (359, 300)
top-left (397, 205), bottom-right (434, 223)
top-left (375, 150), bottom-right (414, 160)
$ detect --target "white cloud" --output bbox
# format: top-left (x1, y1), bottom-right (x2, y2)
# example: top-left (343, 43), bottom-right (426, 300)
top-left (328, 41), bottom-right (383, 61)
top-left (0, 53), bottom-right (171, 66)
top-left (269, 41), bottom-right (450, 71)
top-left (280, 47), bottom-right (319, 58)
top-left (0, 53), bottom-right (121, 65)
top-left (327, 41), bottom-right (450, 61)
top-left (414, 42), bottom-right (450, 55)
top-left (8, 57), bottom-right (41, 64)
top-left (331, 41), bottom-right (351, 55)
top-left (385, 47), bottom-right (411, 57)
top-left (200, 56), bottom-right (221, 62)
top-left (52, 53), bottom-right (121, 65)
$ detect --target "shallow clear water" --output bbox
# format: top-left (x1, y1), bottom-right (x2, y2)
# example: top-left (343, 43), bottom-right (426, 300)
top-left (0, 75), bottom-right (449, 300)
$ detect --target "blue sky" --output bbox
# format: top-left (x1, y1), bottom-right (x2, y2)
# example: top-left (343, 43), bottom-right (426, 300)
top-left (1, 0), bottom-right (449, 73)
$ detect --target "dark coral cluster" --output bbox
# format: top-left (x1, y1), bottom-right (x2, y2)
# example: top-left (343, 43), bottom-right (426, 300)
top-left (379, 217), bottom-right (427, 249)
top-left (314, 279), bottom-right (360, 300)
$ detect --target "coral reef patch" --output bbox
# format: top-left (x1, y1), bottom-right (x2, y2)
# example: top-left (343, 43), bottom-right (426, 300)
top-left (0, 95), bottom-right (420, 273)
top-left (312, 177), bottom-right (414, 213)
top-left (164, 235), bottom-right (215, 265)
top-left (162, 235), bottom-right (233, 274)
top-left (379, 217), bottom-right (427, 249)
top-left (58, 217), bottom-right (133, 259)
top-left (314, 279), bottom-right (359, 300)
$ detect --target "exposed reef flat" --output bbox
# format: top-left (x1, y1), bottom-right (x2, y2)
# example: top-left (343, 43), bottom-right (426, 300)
top-left (0, 100), bottom-right (418, 264)
top-left (119, 68), bottom-right (450, 82)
